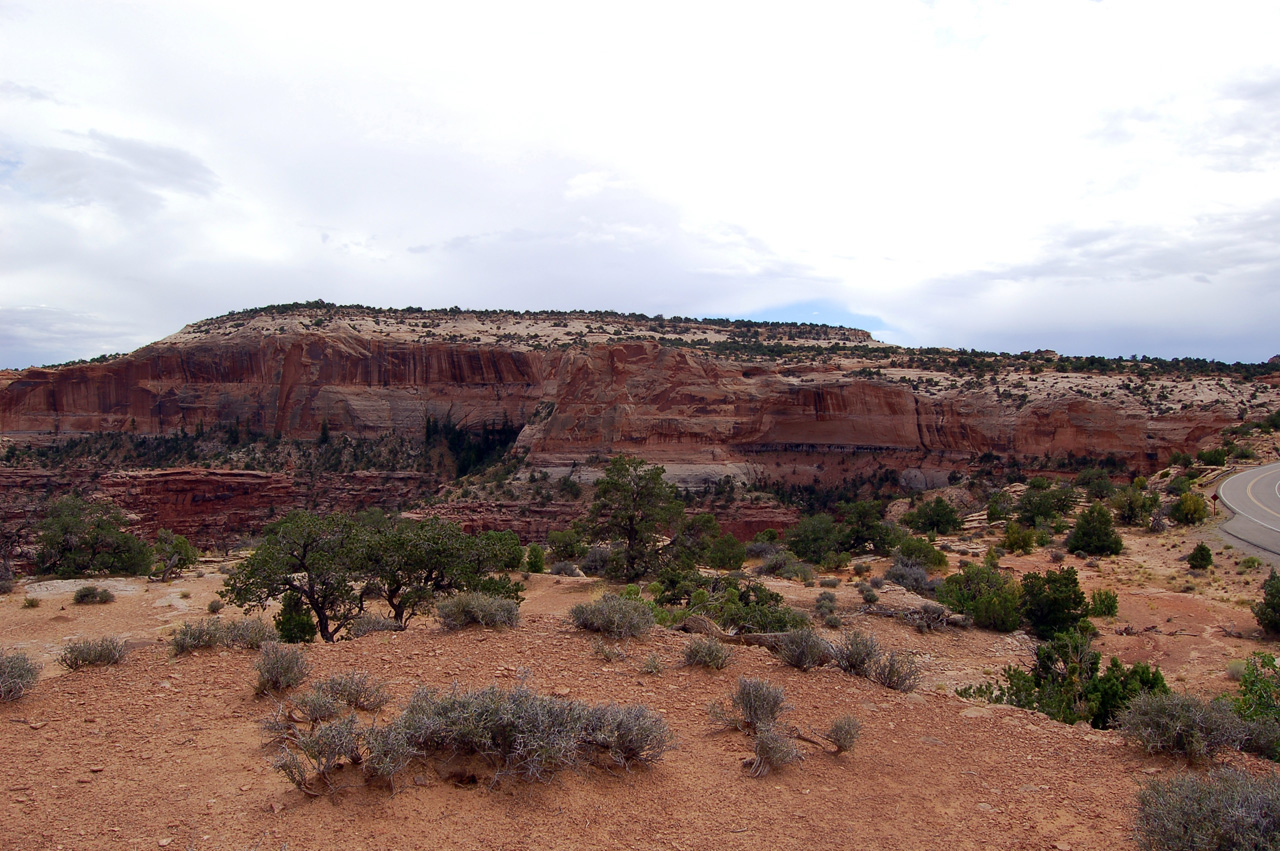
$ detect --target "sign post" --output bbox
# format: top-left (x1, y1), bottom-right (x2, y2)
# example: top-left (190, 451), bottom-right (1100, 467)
top-left (1211, 492), bottom-right (1219, 516)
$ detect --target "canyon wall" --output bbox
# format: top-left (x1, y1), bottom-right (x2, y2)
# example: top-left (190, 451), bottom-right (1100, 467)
top-left (1, 328), bottom-right (1235, 483)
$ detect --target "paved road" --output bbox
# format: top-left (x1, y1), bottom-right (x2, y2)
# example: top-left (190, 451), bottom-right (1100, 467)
top-left (1218, 462), bottom-right (1280, 556)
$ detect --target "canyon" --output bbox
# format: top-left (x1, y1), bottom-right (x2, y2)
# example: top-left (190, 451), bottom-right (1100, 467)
top-left (1, 304), bottom-right (1275, 547)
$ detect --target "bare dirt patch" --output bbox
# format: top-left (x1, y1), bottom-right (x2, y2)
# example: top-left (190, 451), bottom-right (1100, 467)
top-left (3, 562), bottom-right (1277, 851)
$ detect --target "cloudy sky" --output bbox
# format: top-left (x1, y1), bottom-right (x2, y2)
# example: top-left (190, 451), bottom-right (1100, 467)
top-left (2, 1), bottom-right (1279, 369)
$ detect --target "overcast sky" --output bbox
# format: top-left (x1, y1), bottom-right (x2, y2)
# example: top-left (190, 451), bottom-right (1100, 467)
top-left (2, 1), bottom-right (1279, 369)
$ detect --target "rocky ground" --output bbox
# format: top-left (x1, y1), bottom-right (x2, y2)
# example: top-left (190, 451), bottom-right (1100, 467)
top-left (3, 504), bottom-right (1279, 851)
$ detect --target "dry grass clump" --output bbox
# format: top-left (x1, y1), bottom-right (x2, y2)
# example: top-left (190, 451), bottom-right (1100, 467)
top-left (254, 643), bottom-right (309, 695)
top-left (870, 650), bottom-right (921, 693)
top-left (569, 593), bottom-right (653, 638)
top-left (58, 637), bottom-right (128, 670)
top-left (1117, 692), bottom-right (1246, 763)
top-left (823, 715), bottom-right (862, 754)
top-left (0, 649), bottom-right (40, 701)
top-left (72, 585), bottom-right (115, 604)
top-left (683, 636), bottom-right (733, 670)
top-left (710, 677), bottom-right (789, 733)
top-left (747, 727), bottom-right (803, 777)
top-left (358, 685), bottom-right (674, 790)
top-left (171, 617), bottom-right (277, 655)
top-left (774, 628), bottom-right (832, 671)
top-left (1136, 769), bottom-right (1280, 851)
top-left (437, 592), bottom-right (520, 630)
top-left (314, 671), bottom-right (390, 712)
top-left (346, 614), bottom-right (405, 638)
top-left (830, 630), bottom-right (881, 677)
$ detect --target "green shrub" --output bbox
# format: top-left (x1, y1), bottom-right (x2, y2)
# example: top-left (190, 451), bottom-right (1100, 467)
top-left (525, 543), bottom-right (546, 573)
top-left (1254, 570), bottom-right (1280, 635)
top-left (958, 628), bottom-right (1167, 728)
top-left (1166, 475), bottom-right (1192, 496)
top-left (22, 597), bottom-right (39, 608)
top-left (569, 593), bottom-right (652, 638)
top-left (254, 642), bottom-right (309, 694)
top-left (1233, 652), bottom-right (1280, 727)
top-left (1171, 493), bottom-right (1209, 525)
top-left (895, 537), bottom-right (948, 571)
top-left (1063, 502), bottom-right (1123, 556)
top-left (0, 649), bottom-right (40, 701)
top-left (830, 630), bottom-right (880, 677)
top-left (1001, 521), bottom-right (1035, 555)
top-left (818, 576), bottom-right (840, 588)
top-left (1118, 691), bottom-right (1245, 763)
top-left (274, 591), bottom-right (318, 643)
top-left (814, 590), bottom-right (837, 617)
top-left (937, 562), bottom-right (1021, 632)
top-left (1197, 447), bottom-right (1229, 466)
top-left (1136, 770), bottom-right (1280, 851)
top-left (710, 677), bottom-right (789, 733)
top-left (58, 637), bottom-right (128, 670)
top-left (1089, 589), bottom-right (1119, 617)
top-left (1075, 468), bottom-right (1115, 500)
top-left (902, 497), bottom-right (961, 536)
top-left (72, 585), bottom-right (115, 604)
top-left (1020, 567), bottom-right (1089, 639)
top-left (774, 628), bottom-right (832, 671)
top-left (1238, 556), bottom-right (1264, 573)
top-left (1187, 543), bottom-right (1213, 571)
top-left (683, 636), bottom-right (733, 670)
top-left (207, 598), bottom-right (225, 614)
top-left (784, 513), bottom-right (842, 563)
top-left (437, 592), bottom-right (521, 630)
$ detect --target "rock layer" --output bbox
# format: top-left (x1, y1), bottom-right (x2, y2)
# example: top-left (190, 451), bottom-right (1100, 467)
top-left (0, 324), bottom-right (1236, 482)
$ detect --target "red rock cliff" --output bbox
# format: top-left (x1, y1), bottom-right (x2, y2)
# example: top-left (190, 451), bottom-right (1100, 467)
top-left (0, 318), bottom-right (1238, 482)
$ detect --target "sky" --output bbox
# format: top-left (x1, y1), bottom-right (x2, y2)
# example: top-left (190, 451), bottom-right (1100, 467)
top-left (2, 1), bottom-right (1280, 369)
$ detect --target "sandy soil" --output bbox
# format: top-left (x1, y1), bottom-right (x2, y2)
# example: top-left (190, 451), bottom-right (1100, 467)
top-left (3, 521), bottom-right (1278, 851)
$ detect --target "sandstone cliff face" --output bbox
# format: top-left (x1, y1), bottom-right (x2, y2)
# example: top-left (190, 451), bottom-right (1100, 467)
top-left (0, 323), bottom-right (1237, 487)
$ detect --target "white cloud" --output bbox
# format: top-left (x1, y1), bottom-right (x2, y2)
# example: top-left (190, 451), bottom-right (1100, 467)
top-left (1, 1), bottom-right (1280, 366)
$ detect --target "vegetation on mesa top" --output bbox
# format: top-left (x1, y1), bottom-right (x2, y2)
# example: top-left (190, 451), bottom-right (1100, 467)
top-left (184, 301), bottom-right (1280, 376)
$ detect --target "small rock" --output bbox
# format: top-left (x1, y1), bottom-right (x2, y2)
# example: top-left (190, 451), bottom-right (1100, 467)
top-left (977, 802), bottom-right (993, 812)
top-left (89, 766), bottom-right (104, 773)
top-left (1053, 843), bottom-right (1072, 851)
top-left (960, 707), bottom-right (993, 719)
top-left (76, 778), bottom-right (91, 784)
top-left (921, 736), bottom-right (946, 746)
top-left (158, 840), bottom-right (173, 848)
top-left (28, 722), bottom-right (46, 730)
top-left (270, 802), bottom-right (285, 814)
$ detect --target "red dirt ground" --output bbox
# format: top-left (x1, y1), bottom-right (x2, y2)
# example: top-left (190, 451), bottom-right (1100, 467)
top-left (3, 514), bottom-right (1278, 851)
